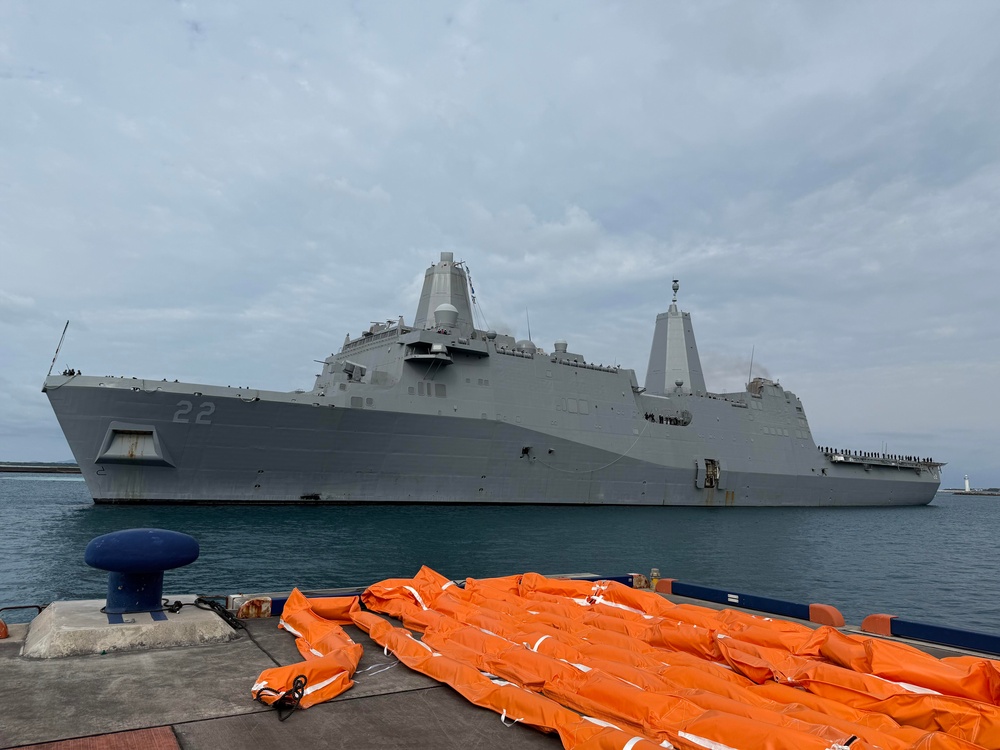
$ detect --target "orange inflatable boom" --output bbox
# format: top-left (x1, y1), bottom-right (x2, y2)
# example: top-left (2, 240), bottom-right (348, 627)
top-left (251, 589), bottom-right (363, 718)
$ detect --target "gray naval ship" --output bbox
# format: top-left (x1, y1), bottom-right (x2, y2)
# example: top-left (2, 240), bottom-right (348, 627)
top-left (44, 252), bottom-right (942, 506)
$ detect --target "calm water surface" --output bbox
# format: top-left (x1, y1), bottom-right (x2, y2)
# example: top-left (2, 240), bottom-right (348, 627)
top-left (2, 474), bottom-right (997, 633)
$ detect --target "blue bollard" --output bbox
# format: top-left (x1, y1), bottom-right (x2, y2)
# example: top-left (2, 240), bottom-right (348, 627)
top-left (84, 529), bottom-right (199, 614)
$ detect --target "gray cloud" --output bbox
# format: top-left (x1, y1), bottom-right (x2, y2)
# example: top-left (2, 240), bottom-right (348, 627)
top-left (2, 0), bottom-right (998, 486)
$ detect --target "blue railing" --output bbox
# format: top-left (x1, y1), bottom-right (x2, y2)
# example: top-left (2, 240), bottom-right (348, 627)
top-left (668, 581), bottom-right (812, 622)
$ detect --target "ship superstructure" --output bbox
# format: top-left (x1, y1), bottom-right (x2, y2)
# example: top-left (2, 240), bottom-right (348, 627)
top-left (43, 252), bottom-right (942, 505)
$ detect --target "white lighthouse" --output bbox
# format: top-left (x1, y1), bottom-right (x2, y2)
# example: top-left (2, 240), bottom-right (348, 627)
top-left (964, 475), bottom-right (971, 492)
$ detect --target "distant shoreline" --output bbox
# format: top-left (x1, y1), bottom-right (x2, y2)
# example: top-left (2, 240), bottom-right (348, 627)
top-left (0, 463), bottom-right (81, 474)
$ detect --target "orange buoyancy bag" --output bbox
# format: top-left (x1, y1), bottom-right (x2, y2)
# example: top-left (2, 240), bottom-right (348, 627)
top-left (810, 627), bottom-right (1000, 705)
top-left (305, 594), bottom-right (361, 624)
top-left (352, 608), bottom-right (671, 748)
top-left (468, 573), bottom-right (524, 595)
top-left (265, 572), bottom-right (1000, 749)
top-left (361, 565), bottom-right (454, 617)
top-left (645, 619), bottom-right (723, 661)
top-left (279, 588), bottom-right (363, 665)
top-left (714, 636), bottom-right (809, 684)
top-left (294, 624), bottom-right (363, 664)
top-left (588, 579), bottom-right (679, 618)
top-left (279, 588), bottom-right (358, 646)
top-left (858, 692), bottom-right (1000, 748)
top-left (252, 651), bottom-right (357, 711)
top-left (520, 572), bottom-right (600, 600)
top-left (251, 589), bottom-right (363, 714)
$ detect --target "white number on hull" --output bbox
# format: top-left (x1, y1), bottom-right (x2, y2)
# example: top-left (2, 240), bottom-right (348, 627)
top-left (196, 402), bottom-right (215, 423)
top-left (173, 400), bottom-right (215, 424)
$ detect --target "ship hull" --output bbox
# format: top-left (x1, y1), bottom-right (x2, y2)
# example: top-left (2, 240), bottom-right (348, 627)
top-left (45, 376), bottom-right (939, 507)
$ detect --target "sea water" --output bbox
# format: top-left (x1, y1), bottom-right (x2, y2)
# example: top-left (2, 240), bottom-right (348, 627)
top-left (1, 473), bottom-right (997, 633)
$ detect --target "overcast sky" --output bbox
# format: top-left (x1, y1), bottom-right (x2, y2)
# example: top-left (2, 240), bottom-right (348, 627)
top-left (2, 1), bottom-right (998, 488)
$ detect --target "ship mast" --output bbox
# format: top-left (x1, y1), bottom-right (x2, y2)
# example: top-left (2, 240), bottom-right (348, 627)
top-left (411, 252), bottom-right (476, 338)
top-left (643, 279), bottom-right (707, 396)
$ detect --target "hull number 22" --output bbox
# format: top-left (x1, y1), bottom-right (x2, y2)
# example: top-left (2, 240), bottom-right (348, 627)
top-left (173, 400), bottom-right (215, 424)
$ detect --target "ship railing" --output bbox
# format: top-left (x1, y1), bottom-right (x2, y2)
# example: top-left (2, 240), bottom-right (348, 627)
top-left (821, 449), bottom-right (939, 468)
top-left (550, 356), bottom-right (620, 373)
top-left (496, 347), bottom-right (534, 359)
top-left (343, 325), bottom-right (403, 351)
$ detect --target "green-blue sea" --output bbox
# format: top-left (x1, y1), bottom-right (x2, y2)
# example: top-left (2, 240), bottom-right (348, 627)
top-left (2, 474), bottom-right (997, 634)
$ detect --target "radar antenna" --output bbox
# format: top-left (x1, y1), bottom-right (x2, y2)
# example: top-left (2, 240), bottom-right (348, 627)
top-left (671, 279), bottom-right (679, 304)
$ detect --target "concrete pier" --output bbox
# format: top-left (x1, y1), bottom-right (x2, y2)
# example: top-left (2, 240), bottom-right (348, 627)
top-left (3, 587), bottom-right (990, 749)
top-left (1, 614), bottom-right (558, 749)
top-left (0, 463), bottom-right (81, 474)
